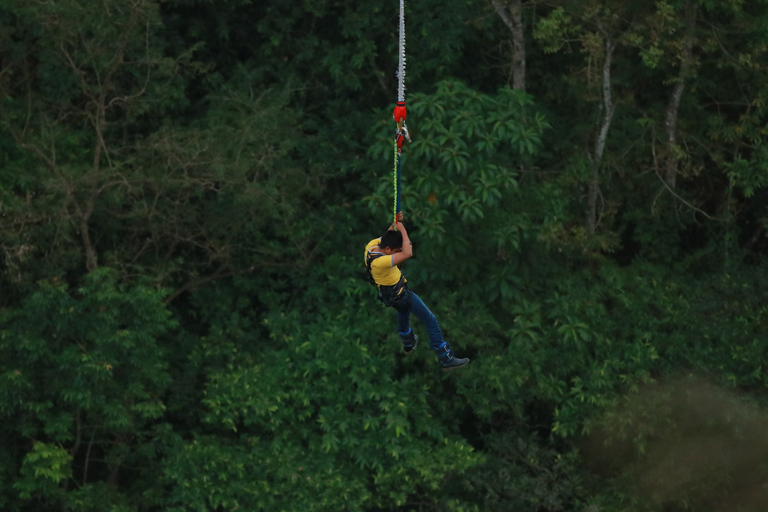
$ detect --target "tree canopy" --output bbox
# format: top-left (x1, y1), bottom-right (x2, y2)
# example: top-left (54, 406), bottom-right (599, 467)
top-left (2, 0), bottom-right (768, 511)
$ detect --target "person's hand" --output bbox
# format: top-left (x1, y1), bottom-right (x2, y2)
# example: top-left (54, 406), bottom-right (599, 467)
top-left (388, 213), bottom-right (405, 231)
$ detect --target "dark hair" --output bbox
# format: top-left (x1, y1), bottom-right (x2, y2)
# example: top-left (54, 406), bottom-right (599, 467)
top-left (380, 230), bottom-right (403, 250)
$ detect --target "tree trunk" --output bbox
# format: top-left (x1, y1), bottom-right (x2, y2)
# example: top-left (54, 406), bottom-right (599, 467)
top-left (587, 39), bottom-right (616, 235)
top-left (664, 4), bottom-right (697, 190)
top-left (491, 0), bottom-right (526, 91)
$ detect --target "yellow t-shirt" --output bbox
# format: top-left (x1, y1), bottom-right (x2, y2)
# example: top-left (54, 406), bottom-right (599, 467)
top-left (364, 238), bottom-right (406, 287)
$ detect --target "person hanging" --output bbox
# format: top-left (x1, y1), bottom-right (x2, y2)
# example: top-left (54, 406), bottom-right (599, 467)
top-left (364, 213), bottom-right (469, 370)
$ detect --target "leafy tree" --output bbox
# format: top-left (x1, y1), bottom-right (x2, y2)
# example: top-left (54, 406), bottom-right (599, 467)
top-left (0, 0), bottom-right (311, 305)
top-left (161, 307), bottom-right (482, 511)
top-left (0, 269), bottom-right (175, 510)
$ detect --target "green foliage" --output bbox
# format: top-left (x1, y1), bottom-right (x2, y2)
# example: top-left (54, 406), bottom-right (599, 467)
top-left (15, 442), bottom-right (72, 500)
top-left (464, 433), bottom-right (586, 512)
top-left (161, 308), bottom-right (482, 511)
top-left (0, 269), bottom-right (175, 509)
top-left (2, 0), bottom-right (768, 510)
top-left (0, 0), bottom-right (316, 304)
top-left (533, 7), bottom-right (578, 54)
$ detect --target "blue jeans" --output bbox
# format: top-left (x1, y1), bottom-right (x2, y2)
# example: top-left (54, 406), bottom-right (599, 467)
top-left (392, 290), bottom-right (445, 350)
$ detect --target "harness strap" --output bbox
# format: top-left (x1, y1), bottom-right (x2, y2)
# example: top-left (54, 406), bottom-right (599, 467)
top-left (365, 251), bottom-right (407, 295)
top-left (366, 252), bottom-right (386, 287)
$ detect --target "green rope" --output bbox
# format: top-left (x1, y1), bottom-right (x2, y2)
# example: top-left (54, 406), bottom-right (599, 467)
top-left (393, 139), bottom-right (399, 229)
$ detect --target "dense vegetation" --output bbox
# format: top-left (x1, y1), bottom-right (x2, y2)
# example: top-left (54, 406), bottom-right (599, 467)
top-left (2, 0), bottom-right (768, 510)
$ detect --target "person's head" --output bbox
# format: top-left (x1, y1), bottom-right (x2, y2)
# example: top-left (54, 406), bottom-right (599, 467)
top-left (380, 230), bottom-right (403, 254)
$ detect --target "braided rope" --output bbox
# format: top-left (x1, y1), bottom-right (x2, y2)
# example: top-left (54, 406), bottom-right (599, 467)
top-left (393, 141), bottom-right (399, 228)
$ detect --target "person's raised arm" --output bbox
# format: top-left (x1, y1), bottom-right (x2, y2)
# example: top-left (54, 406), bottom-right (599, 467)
top-left (391, 221), bottom-right (413, 266)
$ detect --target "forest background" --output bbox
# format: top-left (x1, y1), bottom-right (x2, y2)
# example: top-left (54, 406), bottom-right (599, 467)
top-left (2, 0), bottom-right (768, 511)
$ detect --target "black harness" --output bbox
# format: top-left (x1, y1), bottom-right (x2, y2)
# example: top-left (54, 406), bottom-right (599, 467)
top-left (365, 252), bottom-right (409, 307)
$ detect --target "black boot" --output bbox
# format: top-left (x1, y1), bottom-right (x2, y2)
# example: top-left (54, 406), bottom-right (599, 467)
top-left (400, 330), bottom-right (418, 355)
top-left (435, 342), bottom-right (469, 371)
